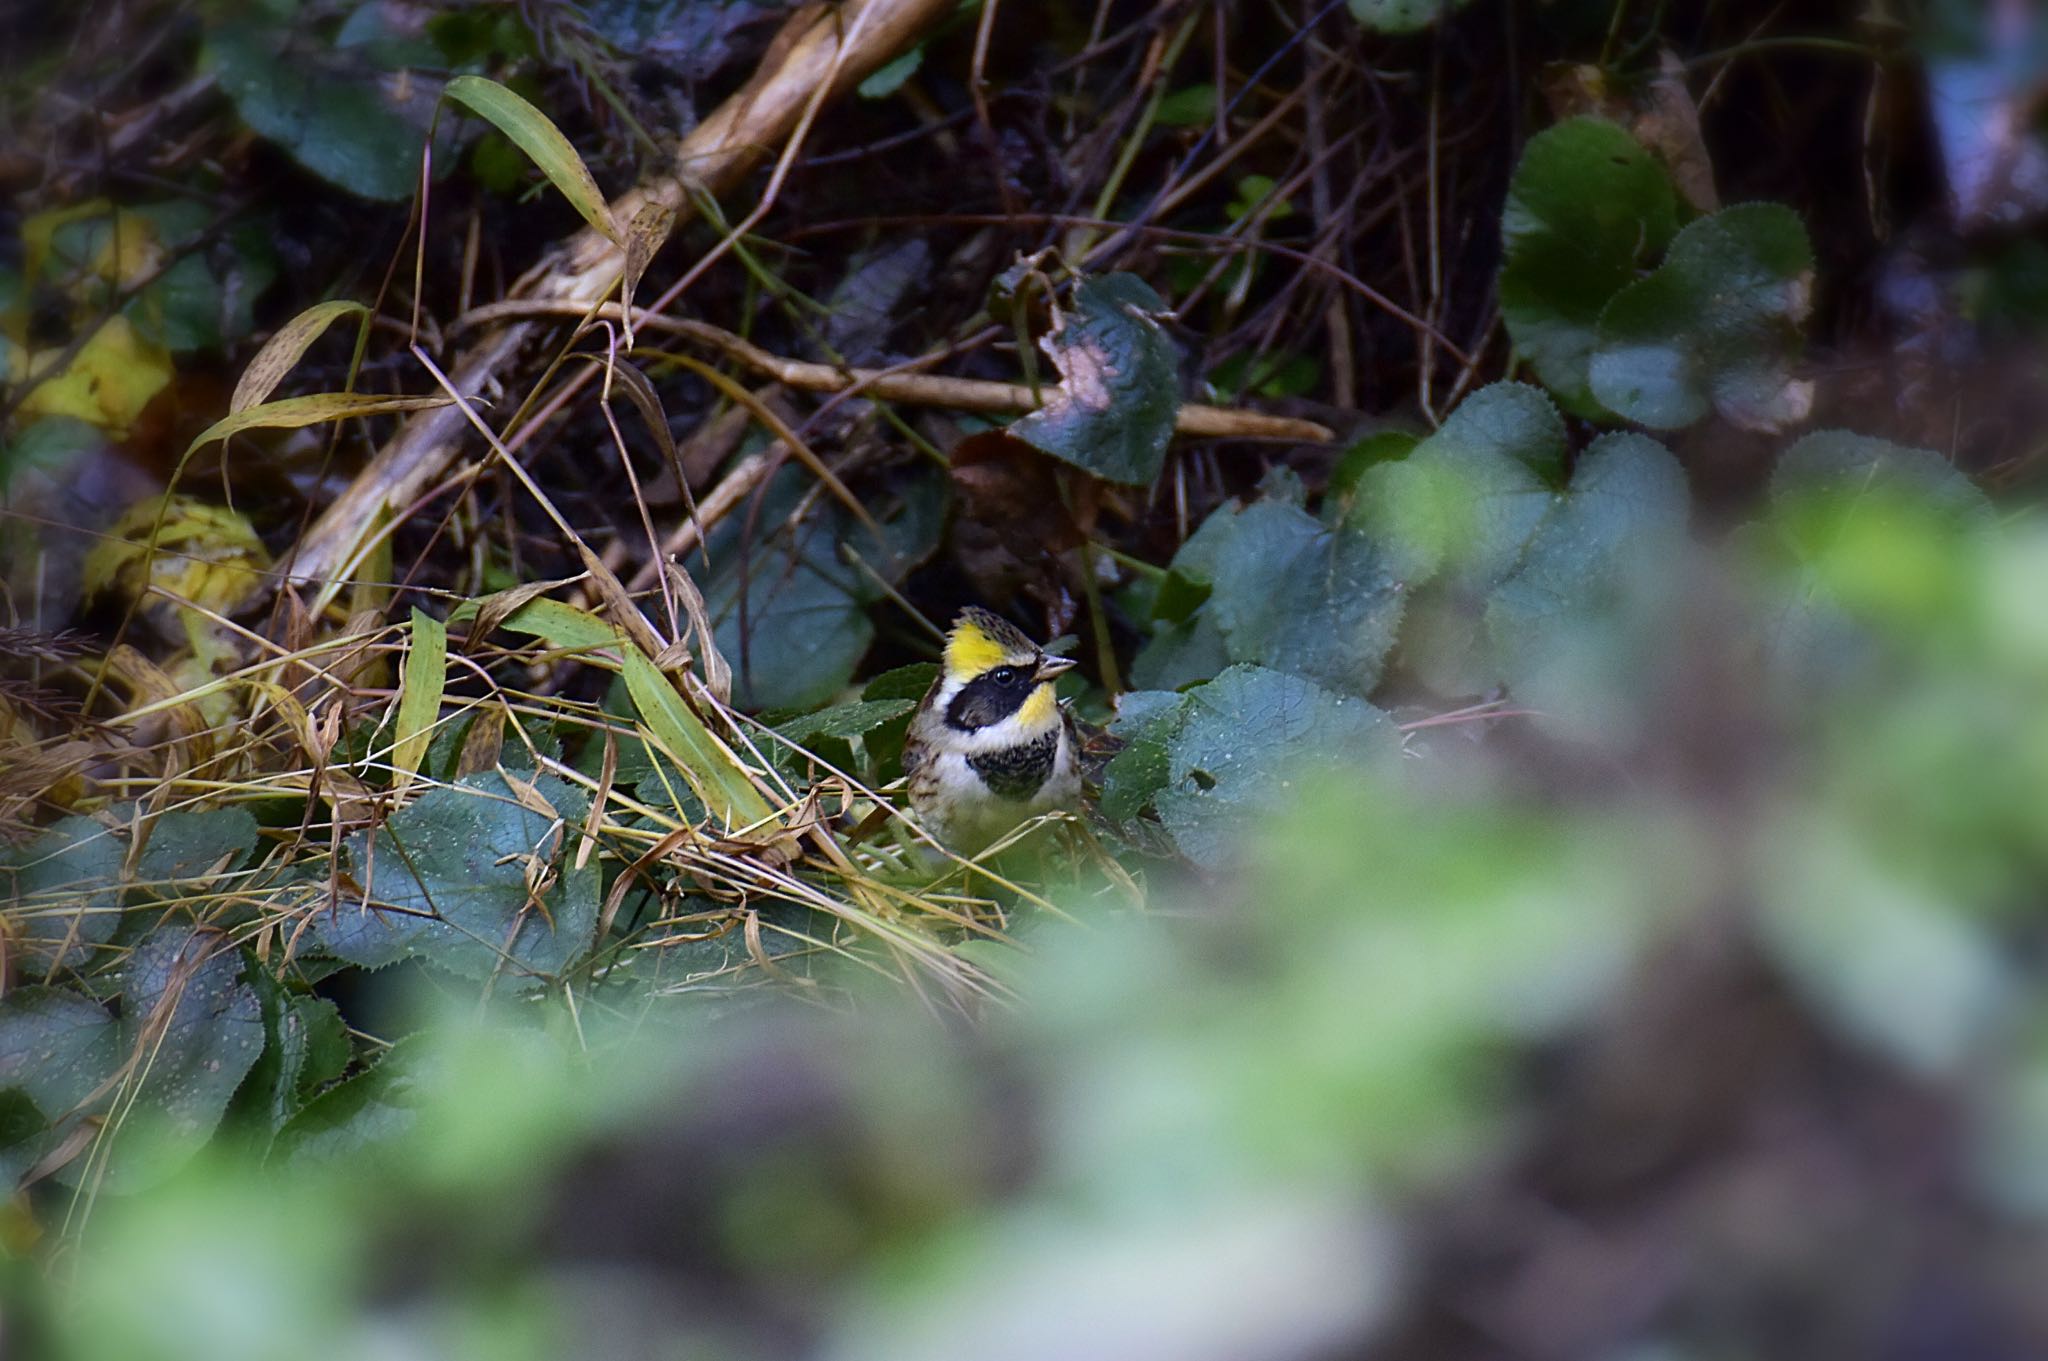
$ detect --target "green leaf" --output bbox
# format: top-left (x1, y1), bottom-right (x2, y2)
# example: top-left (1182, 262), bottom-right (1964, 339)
top-left (857, 44), bottom-right (923, 99)
top-left (136, 807), bottom-right (259, 886)
top-left (1499, 118), bottom-right (1679, 412)
top-left (273, 1038), bottom-right (424, 1164)
top-left (442, 75), bottom-right (619, 244)
top-left (0, 986), bottom-right (120, 1127)
top-left (1352, 382), bottom-right (1565, 584)
top-left (1204, 500), bottom-right (1406, 696)
top-left (1129, 612), bottom-right (1231, 692)
top-left (79, 925), bottom-right (267, 1189)
top-left (1325, 429), bottom-right (1421, 521)
top-left (1590, 203), bottom-right (1815, 431)
top-left (4, 815), bottom-right (125, 971)
top-left (230, 965), bottom-right (349, 1149)
top-left (315, 771), bottom-right (600, 981)
top-left (1769, 430), bottom-right (1992, 556)
top-left (1154, 666), bottom-right (1401, 867)
top-left (453, 593), bottom-right (624, 652)
top-left (1, 416), bottom-right (101, 494)
top-left (1010, 273), bottom-right (1182, 486)
top-left (391, 608), bottom-right (448, 788)
top-left (859, 664), bottom-right (938, 776)
top-left (774, 699), bottom-right (916, 746)
top-left (1150, 501), bottom-right (1243, 622)
top-left (701, 468), bottom-right (942, 711)
top-left (711, 555), bottom-right (874, 711)
top-left (620, 649), bottom-right (777, 831)
top-left (862, 663), bottom-right (940, 703)
top-left (1348, 0), bottom-right (1470, 31)
top-left (122, 205), bottom-right (278, 355)
top-left (1758, 431), bottom-right (1991, 669)
top-left (0, 1088), bottom-right (50, 1189)
top-left (0, 987), bottom-right (118, 1186)
top-left (206, 23), bottom-right (437, 202)
top-left (1099, 690), bottom-right (1190, 823)
top-left (1153, 83), bottom-right (1216, 127)
top-left (1485, 431), bottom-right (1691, 694)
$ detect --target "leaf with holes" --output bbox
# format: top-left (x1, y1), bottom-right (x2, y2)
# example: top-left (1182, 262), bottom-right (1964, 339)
top-left (1010, 273), bottom-right (1181, 486)
top-left (1155, 665), bottom-right (1401, 868)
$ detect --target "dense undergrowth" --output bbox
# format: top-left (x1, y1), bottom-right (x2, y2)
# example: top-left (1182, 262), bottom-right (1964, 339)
top-left (4, 0), bottom-right (2048, 1356)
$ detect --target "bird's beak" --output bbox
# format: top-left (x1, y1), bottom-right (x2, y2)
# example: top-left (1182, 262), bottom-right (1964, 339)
top-left (1034, 655), bottom-right (1078, 682)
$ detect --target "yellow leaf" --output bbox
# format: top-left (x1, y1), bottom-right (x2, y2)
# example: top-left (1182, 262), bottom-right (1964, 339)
top-left (17, 315), bottom-right (173, 435)
top-left (22, 201), bottom-right (165, 294)
top-left (83, 494), bottom-right (273, 617)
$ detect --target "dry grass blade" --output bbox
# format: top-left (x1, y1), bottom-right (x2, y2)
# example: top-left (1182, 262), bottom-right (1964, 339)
top-left (230, 300), bottom-right (370, 413)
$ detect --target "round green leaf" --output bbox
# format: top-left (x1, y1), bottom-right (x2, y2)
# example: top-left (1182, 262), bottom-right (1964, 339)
top-left (1155, 666), bottom-right (1401, 868)
top-left (1499, 118), bottom-right (1680, 412)
top-left (1207, 502), bottom-right (1406, 696)
top-left (1590, 203), bottom-right (1815, 431)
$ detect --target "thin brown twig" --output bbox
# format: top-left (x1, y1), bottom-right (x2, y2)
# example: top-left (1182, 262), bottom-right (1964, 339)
top-left (449, 300), bottom-right (1337, 443)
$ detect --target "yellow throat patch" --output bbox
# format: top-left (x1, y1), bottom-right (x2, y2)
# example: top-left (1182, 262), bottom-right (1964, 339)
top-left (945, 615), bottom-right (1010, 679)
top-left (1016, 682), bottom-right (1059, 730)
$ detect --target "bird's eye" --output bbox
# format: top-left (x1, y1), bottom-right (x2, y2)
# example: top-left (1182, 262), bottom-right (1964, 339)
top-left (987, 665), bottom-right (1020, 686)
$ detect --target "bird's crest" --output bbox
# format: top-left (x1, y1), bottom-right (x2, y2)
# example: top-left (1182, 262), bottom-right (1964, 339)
top-left (945, 607), bottom-right (1034, 679)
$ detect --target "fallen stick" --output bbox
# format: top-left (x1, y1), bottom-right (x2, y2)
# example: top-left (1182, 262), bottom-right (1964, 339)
top-left (284, 0), bottom-right (954, 593)
top-left (451, 300), bottom-right (1339, 444)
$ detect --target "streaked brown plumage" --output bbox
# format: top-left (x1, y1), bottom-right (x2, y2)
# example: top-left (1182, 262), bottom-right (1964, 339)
top-left (903, 607), bottom-right (1081, 849)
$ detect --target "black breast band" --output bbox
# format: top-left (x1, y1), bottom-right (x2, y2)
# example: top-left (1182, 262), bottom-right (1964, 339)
top-left (968, 728), bottom-right (1059, 799)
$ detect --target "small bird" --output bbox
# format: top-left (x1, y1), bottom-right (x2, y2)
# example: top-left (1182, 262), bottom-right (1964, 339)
top-left (903, 607), bottom-right (1082, 850)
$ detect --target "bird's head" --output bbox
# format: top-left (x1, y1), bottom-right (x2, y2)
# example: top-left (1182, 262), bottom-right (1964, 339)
top-left (936, 607), bottom-right (1076, 744)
